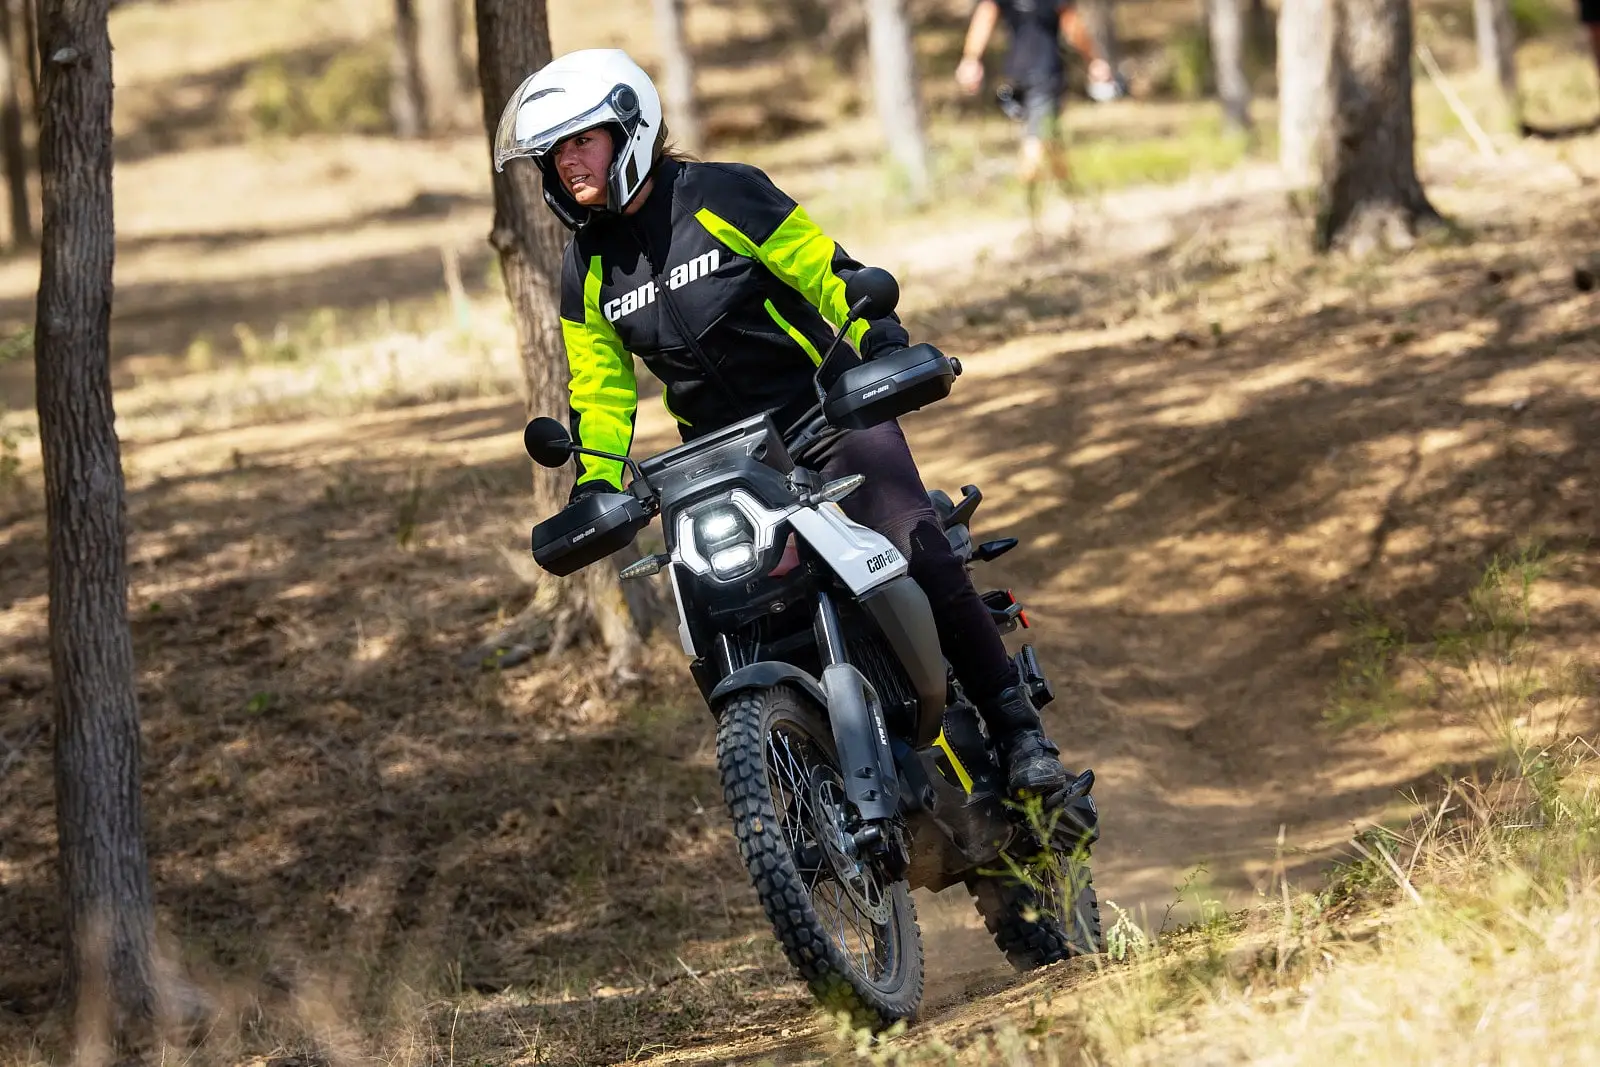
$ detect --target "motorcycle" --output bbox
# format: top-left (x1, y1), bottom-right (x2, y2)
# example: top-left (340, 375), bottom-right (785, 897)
top-left (521, 267), bottom-right (1103, 1028)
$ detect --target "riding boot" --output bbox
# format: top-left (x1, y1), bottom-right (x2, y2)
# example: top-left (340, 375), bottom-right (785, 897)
top-left (982, 685), bottom-right (1070, 799)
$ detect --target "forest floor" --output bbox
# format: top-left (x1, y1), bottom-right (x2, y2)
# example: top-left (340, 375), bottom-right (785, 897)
top-left (3, 0), bottom-right (1600, 1064)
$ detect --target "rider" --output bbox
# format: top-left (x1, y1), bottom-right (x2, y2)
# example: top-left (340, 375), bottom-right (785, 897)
top-left (494, 48), bottom-right (1072, 800)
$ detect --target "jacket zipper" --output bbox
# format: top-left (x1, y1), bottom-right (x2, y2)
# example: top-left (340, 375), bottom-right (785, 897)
top-left (627, 214), bottom-right (746, 411)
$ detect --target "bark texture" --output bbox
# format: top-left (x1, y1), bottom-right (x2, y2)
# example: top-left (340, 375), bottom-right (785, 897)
top-left (1207, 0), bottom-right (1252, 130)
top-left (861, 0), bottom-right (929, 199)
top-left (652, 0), bottom-right (699, 152)
top-left (472, 0), bottom-right (648, 669)
top-left (34, 0), bottom-right (160, 1053)
top-left (1277, 0), bottom-right (1330, 183)
top-left (1315, 0), bottom-right (1442, 254)
top-left (0, 0), bottom-right (32, 246)
top-left (390, 0), bottom-right (424, 139)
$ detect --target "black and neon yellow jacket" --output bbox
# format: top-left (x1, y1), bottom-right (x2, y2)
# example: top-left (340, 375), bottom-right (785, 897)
top-left (558, 157), bottom-right (910, 492)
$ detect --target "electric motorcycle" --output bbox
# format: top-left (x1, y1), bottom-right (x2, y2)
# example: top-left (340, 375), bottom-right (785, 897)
top-left (522, 268), bottom-right (1103, 1028)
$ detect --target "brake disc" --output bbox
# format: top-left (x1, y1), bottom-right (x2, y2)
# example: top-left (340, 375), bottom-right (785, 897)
top-left (808, 768), bottom-right (892, 926)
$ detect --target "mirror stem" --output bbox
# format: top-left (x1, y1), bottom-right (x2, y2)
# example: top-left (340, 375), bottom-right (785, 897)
top-left (568, 444), bottom-right (657, 498)
top-left (810, 295), bottom-right (873, 407)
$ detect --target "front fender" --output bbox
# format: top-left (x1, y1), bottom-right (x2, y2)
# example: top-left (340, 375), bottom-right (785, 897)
top-left (708, 662), bottom-right (829, 714)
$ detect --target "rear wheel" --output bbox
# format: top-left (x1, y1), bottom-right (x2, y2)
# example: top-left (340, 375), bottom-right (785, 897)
top-left (717, 684), bottom-right (924, 1029)
top-left (968, 795), bottom-right (1104, 969)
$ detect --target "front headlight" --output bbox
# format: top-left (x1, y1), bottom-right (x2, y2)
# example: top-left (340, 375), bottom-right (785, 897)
top-left (674, 490), bottom-right (790, 586)
top-left (694, 504), bottom-right (759, 581)
top-left (709, 543), bottom-right (758, 579)
top-left (695, 506), bottom-right (750, 550)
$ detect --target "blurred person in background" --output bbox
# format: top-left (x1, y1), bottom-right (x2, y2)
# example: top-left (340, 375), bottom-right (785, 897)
top-left (493, 49), bottom-right (1079, 800)
top-left (954, 0), bottom-right (1122, 213)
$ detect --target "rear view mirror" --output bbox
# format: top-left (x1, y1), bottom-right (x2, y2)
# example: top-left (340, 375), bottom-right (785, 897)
top-left (524, 417), bottom-right (573, 468)
top-left (844, 267), bottom-right (900, 321)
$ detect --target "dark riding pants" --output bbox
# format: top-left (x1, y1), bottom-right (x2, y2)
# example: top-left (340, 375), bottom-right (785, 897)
top-left (819, 421), bottom-right (1017, 710)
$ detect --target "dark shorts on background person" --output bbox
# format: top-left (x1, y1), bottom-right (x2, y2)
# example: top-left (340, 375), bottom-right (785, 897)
top-left (997, 78), bottom-right (1066, 141)
top-left (1582, 0), bottom-right (1600, 23)
top-left (1020, 82), bottom-right (1065, 140)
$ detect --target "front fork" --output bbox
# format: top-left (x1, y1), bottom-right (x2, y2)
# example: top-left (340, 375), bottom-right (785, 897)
top-left (814, 590), bottom-right (902, 825)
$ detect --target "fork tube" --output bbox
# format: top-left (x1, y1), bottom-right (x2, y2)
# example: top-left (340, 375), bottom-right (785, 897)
top-left (714, 632), bottom-right (739, 676)
top-left (813, 590), bottom-right (846, 668)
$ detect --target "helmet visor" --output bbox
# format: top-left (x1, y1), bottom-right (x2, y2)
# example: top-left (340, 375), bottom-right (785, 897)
top-left (494, 88), bottom-right (617, 173)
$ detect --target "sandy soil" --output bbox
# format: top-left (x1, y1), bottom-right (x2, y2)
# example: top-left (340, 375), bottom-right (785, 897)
top-left (2, 1), bottom-right (1599, 1063)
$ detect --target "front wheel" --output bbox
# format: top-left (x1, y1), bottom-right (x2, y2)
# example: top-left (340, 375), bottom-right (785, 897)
top-left (717, 684), bottom-right (924, 1029)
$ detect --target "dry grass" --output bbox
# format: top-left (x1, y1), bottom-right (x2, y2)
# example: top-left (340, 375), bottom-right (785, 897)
top-left (1, 1), bottom-right (1600, 1065)
top-left (800, 550), bottom-right (1600, 1067)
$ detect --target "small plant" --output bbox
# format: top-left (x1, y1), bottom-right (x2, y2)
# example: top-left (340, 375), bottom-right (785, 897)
top-left (1509, 0), bottom-right (1569, 37)
top-left (1421, 542), bottom-right (1588, 776)
top-left (0, 426), bottom-right (20, 494)
top-left (1104, 900), bottom-right (1150, 962)
top-left (395, 468), bottom-right (429, 548)
top-left (1168, 27), bottom-right (1213, 102)
top-left (241, 44), bottom-right (392, 138)
top-left (0, 327), bottom-right (31, 364)
top-left (1324, 598), bottom-right (1409, 728)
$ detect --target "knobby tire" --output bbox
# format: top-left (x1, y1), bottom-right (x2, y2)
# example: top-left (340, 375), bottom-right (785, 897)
top-left (716, 684), bottom-right (924, 1029)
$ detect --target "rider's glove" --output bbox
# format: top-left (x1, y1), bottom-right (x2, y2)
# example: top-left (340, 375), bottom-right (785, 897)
top-left (568, 479), bottom-right (613, 505)
top-left (859, 322), bottom-right (911, 361)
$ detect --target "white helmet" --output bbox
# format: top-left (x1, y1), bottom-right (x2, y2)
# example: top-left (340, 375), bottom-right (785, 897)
top-left (494, 49), bottom-right (666, 229)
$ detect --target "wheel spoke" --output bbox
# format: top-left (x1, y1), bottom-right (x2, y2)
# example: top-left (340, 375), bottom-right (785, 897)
top-left (760, 716), bottom-right (898, 988)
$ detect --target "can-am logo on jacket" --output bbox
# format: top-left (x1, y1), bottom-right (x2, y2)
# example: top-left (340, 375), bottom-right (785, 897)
top-left (604, 249), bottom-right (721, 323)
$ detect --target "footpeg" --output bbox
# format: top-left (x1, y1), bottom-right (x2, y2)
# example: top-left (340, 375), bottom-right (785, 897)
top-left (1014, 643), bottom-right (1054, 708)
top-left (982, 588), bottom-right (1028, 633)
top-left (1044, 772), bottom-right (1099, 849)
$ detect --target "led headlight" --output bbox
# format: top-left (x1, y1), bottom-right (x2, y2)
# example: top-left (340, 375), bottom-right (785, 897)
top-left (709, 543), bottom-right (759, 579)
top-left (693, 504), bottom-right (759, 580)
top-left (696, 507), bottom-right (745, 546)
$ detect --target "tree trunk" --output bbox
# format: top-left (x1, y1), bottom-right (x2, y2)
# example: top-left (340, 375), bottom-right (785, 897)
top-left (1472, 0), bottom-right (1517, 120)
top-left (1315, 0), bottom-right (1442, 254)
top-left (0, 0), bottom-right (32, 246)
top-left (1079, 0), bottom-right (1122, 74)
top-left (34, 0), bottom-right (160, 1053)
top-left (1208, 0), bottom-right (1252, 130)
top-left (20, 0), bottom-right (36, 105)
top-left (417, 0), bottom-right (468, 133)
top-left (652, 0), bottom-right (699, 153)
top-left (390, 0), bottom-right (424, 139)
top-left (1277, 0), bottom-right (1330, 183)
top-left (472, 0), bottom-right (647, 671)
top-left (860, 0), bottom-right (929, 200)
top-left (1246, 0), bottom-right (1275, 75)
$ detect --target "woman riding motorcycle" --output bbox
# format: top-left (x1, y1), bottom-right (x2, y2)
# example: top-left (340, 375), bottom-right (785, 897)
top-left (494, 48), bottom-right (1070, 799)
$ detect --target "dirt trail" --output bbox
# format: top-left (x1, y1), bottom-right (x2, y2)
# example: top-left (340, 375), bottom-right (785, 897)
top-left (2, 2), bottom-right (1599, 1055)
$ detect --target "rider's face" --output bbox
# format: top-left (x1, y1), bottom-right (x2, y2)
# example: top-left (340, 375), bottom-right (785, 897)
top-left (553, 127), bottom-right (614, 207)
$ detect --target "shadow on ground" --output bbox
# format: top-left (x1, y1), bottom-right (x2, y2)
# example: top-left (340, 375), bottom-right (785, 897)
top-left (2, 140), bottom-right (1599, 1065)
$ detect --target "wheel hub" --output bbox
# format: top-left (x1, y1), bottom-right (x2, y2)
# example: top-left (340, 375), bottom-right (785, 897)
top-left (808, 768), bottom-right (892, 925)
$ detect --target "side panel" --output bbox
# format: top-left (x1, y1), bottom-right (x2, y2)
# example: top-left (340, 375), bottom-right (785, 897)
top-left (787, 501), bottom-right (908, 596)
top-left (860, 576), bottom-right (947, 745)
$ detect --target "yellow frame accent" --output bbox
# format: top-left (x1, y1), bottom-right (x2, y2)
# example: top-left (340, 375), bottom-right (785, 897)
top-left (932, 728), bottom-right (975, 794)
